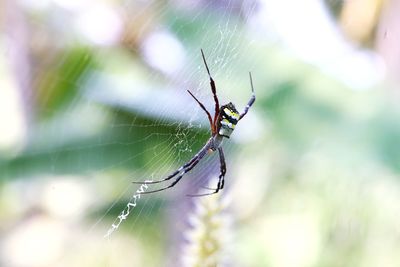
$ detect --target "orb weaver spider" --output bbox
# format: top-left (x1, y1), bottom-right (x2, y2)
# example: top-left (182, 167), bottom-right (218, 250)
top-left (134, 49), bottom-right (255, 196)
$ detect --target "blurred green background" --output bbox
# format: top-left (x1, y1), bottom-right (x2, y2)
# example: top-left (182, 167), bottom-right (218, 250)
top-left (1, 0), bottom-right (400, 266)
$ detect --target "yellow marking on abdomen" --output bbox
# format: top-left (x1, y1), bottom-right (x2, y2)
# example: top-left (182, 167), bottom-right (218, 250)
top-left (221, 119), bottom-right (235, 129)
top-left (223, 108), bottom-right (239, 120)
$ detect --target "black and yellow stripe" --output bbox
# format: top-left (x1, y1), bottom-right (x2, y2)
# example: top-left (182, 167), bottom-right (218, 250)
top-left (218, 103), bottom-right (239, 138)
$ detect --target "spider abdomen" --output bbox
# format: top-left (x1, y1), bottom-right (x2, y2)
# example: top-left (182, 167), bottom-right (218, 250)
top-left (218, 103), bottom-right (239, 138)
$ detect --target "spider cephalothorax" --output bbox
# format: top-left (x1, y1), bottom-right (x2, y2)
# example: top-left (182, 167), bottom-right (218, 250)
top-left (134, 49), bottom-right (255, 196)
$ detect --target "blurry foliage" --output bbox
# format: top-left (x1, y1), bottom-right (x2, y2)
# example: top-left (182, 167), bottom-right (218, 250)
top-left (1, 108), bottom-right (209, 179)
top-left (35, 48), bottom-right (95, 118)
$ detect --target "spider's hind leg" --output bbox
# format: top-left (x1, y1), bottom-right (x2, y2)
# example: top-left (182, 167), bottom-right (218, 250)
top-left (200, 49), bottom-right (220, 126)
top-left (239, 72), bottom-right (256, 120)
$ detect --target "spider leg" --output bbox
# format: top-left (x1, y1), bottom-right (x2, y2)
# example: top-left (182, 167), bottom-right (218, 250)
top-left (132, 158), bottom-right (195, 185)
top-left (132, 139), bottom-right (212, 185)
top-left (200, 49), bottom-right (220, 126)
top-left (133, 138), bottom-right (213, 194)
top-left (217, 147), bottom-right (227, 190)
top-left (140, 149), bottom-right (207, 194)
top-left (239, 72), bottom-right (256, 120)
top-left (187, 147), bottom-right (226, 197)
top-left (187, 90), bottom-right (214, 134)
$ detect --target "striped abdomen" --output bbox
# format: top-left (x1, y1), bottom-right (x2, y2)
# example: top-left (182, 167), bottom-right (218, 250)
top-left (218, 102), bottom-right (239, 138)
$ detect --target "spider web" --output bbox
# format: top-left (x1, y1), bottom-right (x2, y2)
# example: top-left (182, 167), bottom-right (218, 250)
top-left (82, 2), bottom-right (260, 261)
top-left (6, 1), bottom-right (259, 266)
top-left (1, 0), bottom-right (387, 266)
top-left (72, 3), bottom-right (259, 265)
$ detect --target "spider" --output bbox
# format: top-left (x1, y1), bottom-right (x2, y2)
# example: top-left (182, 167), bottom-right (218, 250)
top-left (134, 49), bottom-right (255, 196)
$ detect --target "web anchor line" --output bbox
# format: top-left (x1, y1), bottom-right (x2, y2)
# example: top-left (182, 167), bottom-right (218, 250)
top-left (104, 180), bottom-right (152, 238)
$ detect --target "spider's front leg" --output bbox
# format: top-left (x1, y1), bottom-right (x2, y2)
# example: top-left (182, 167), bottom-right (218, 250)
top-left (141, 157), bottom-right (202, 194)
top-left (137, 139), bottom-right (212, 194)
top-left (216, 147), bottom-right (226, 192)
top-left (187, 147), bottom-right (226, 197)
